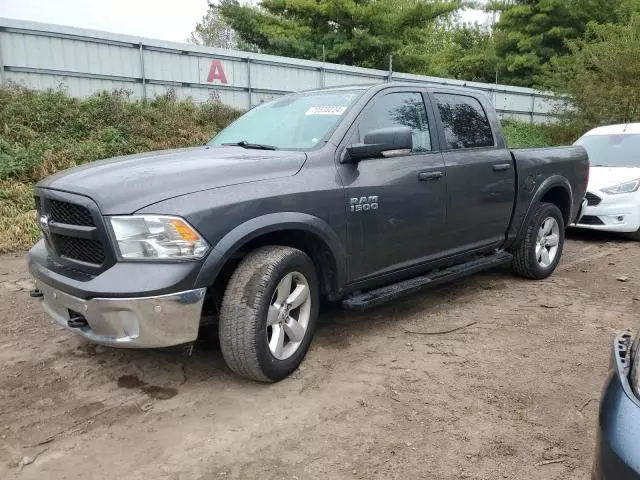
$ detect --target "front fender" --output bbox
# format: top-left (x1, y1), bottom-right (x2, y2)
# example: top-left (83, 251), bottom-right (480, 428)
top-left (194, 212), bottom-right (347, 290)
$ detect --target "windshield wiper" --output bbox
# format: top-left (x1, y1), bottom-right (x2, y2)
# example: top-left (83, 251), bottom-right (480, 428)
top-left (222, 140), bottom-right (277, 150)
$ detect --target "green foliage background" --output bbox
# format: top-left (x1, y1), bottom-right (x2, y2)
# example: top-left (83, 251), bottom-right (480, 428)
top-left (214, 0), bottom-right (640, 90)
top-left (491, 0), bottom-right (626, 87)
top-left (0, 85), bottom-right (240, 253)
top-left (542, 14), bottom-right (640, 131)
top-left (220, 0), bottom-right (463, 73)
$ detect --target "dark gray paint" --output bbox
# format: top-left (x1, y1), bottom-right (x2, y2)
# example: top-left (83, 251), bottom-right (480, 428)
top-left (38, 146), bottom-right (306, 214)
top-left (430, 91), bottom-right (513, 252)
top-left (506, 146), bottom-right (589, 247)
top-left (29, 82), bottom-right (589, 302)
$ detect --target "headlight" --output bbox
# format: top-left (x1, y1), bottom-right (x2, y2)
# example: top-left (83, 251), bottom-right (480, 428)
top-left (601, 179), bottom-right (640, 195)
top-left (109, 215), bottom-right (209, 260)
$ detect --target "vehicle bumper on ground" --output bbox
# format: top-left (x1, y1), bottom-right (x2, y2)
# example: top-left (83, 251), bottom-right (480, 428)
top-left (576, 192), bottom-right (640, 233)
top-left (28, 239), bottom-right (207, 348)
top-left (34, 280), bottom-right (205, 348)
top-left (592, 333), bottom-right (640, 479)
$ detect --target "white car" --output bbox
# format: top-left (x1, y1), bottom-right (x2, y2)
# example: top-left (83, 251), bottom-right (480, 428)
top-left (574, 123), bottom-right (640, 239)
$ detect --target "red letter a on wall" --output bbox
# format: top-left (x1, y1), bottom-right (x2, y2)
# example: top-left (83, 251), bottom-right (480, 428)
top-left (207, 60), bottom-right (228, 84)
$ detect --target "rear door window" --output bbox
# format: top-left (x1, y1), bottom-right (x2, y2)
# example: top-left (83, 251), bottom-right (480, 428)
top-left (434, 93), bottom-right (495, 150)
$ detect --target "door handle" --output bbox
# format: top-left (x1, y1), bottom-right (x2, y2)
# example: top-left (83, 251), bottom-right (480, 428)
top-left (492, 163), bottom-right (512, 172)
top-left (418, 171), bottom-right (444, 181)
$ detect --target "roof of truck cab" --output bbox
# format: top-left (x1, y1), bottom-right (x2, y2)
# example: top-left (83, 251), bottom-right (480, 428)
top-left (303, 84), bottom-right (373, 92)
top-left (302, 82), bottom-right (491, 96)
top-left (584, 123), bottom-right (640, 136)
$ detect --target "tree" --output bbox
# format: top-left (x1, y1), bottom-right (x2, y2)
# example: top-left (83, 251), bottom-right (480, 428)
top-left (542, 14), bottom-right (640, 130)
top-left (189, 2), bottom-right (238, 49)
top-left (425, 24), bottom-right (498, 82)
top-left (492, 0), bottom-right (624, 87)
top-left (219, 0), bottom-right (463, 71)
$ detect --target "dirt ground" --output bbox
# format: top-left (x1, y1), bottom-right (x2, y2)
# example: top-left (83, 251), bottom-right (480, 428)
top-left (0, 230), bottom-right (638, 480)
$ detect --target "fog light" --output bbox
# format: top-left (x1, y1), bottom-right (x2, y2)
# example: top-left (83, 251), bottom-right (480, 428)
top-left (606, 215), bottom-right (626, 224)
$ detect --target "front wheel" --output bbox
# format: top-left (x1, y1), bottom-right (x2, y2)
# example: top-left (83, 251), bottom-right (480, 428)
top-left (512, 202), bottom-right (565, 279)
top-left (219, 246), bottom-right (319, 382)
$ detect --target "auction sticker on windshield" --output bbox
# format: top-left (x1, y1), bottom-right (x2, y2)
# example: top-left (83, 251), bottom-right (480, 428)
top-left (305, 106), bottom-right (347, 116)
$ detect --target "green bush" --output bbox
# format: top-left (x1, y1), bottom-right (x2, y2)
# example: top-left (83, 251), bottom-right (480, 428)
top-left (542, 15), bottom-right (640, 133)
top-left (502, 119), bottom-right (580, 148)
top-left (0, 84), bottom-right (241, 183)
top-left (0, 84), bottom-right (241, 253)
top-left (502, 120), bottom-right (553, 148)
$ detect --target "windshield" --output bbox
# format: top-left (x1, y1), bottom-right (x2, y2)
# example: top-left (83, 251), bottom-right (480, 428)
top-left (209, 90), bottom-right (365, 150)
top-left (575, 134), bottom-right (640, 167)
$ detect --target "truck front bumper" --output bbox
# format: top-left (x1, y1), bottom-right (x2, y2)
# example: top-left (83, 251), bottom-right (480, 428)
top-left (28, 239), bottom-right (207, 348)
top-left (35, 280), bottom-right (206, 348)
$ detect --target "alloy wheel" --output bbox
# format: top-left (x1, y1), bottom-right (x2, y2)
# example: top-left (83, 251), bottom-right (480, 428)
top-left (266, 271), bottom-right (312, 360)
top-left (536, 217), bottom-right (560, 268)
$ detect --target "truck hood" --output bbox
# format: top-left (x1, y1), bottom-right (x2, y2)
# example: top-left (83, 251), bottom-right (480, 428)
top-left (37, 146), bottom-right (306, 214)
top-left (588, 166), bottom-right (640, 191)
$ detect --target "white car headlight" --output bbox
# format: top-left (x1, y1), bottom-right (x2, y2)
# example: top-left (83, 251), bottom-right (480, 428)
top-left (601, 179), bottom-right (640, 195)
top-left (109, 215), bottom-right (209, 260)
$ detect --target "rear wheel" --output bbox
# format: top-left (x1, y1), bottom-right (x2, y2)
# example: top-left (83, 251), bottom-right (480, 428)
top-left (219, 246), bottom-right (319, 382)
top-left (512, 202), bottom-right (565, 279)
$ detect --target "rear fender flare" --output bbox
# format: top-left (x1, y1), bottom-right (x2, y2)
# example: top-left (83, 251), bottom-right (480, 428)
top-left (515, 175), bottom-right (573, 242)
top-left (194, 212), bottom-right (347, 292)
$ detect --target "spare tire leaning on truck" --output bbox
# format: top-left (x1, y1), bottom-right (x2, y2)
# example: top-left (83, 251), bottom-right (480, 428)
top-left (26, 82), bottom-right (588, 382)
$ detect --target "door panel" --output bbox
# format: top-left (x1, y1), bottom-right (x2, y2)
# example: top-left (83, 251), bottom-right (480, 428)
top-left (442, 149), bottom-right (515, 249)
top-left (338, 90), bottom-right (447, 282)
top-left (432, 92), bottom-right (515, 251)
top-left (341, 152), bottom-right (446, 281)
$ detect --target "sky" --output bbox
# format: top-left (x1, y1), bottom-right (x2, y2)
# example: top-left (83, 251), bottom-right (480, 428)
top-left (0, 0), bottom-right (489, 44)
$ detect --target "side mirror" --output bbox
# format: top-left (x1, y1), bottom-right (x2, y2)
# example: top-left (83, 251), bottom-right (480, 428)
top-left (343, 126), bottom-right (413, 163)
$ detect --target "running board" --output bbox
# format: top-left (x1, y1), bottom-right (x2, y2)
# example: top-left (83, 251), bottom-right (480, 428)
top-left (342, 251), bottom-right (513, 311)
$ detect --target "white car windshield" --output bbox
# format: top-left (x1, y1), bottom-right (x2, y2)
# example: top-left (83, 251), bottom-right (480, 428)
top-left (575, 134), bottom-right (640, 167)
top-left (209, 90), bottom-right (364, 150)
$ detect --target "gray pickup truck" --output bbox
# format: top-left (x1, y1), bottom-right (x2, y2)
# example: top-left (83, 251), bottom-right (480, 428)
top-left (27, 83), bottom-right (588, 381)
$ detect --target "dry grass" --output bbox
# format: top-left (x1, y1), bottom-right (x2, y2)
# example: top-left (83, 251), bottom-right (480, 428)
top-left (0, 181), bottom-right (39, 253)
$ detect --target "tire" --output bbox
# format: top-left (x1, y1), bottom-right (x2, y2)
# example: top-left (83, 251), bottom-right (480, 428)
top-left (219, 246), bottom-right (319, 382)
top-left (512, 202), bottom-right (565, 279)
